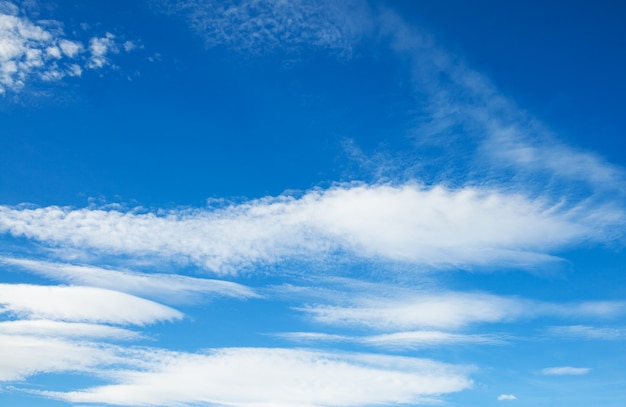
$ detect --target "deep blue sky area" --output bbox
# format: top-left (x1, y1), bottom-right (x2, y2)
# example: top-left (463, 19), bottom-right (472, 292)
top-left (1, 1), bottom-right (625, 406)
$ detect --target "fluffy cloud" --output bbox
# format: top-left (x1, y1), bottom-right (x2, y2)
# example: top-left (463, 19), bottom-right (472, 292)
top-left (0, 3), bottom-right (132, 94)
top-left (0, 284), bottom-right (182, 325)
top-left (1, 183), bottom-right (621, 274)
top-left (541, 367), bottom-right (591, 376)
top-left (46, 347), bottom-right (473, 406)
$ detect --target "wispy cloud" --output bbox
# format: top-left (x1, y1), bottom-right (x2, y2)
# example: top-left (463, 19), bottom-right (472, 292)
top-left (1, 256), bottom-right (259, 304)
top-left (546, 325), bottom-right (626, 340)
top-left (0, 320), bottom-right (140, 340)
top-left (151, 0), bottom-right (371, 56)
top-left (0, 183), bottom-right (621, 274)
top-left (376, 9), bottom-right (626, 195)
top-left (149, 0), bottom-right (626, 200)
top-left (298, 291), bottom-right (625, 331)
top-left (278, 330), bottom-right (505, 349)
top-left (43, 347), bottom-right (473, 406)
top-left (0, 284), bottom-right (182, 325)
top-left (541, 366), bottom-right (591, 376)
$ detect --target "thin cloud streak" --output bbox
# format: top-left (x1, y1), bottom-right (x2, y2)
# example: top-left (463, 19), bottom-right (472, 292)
top-left (299, 292), bottom-right (625, 331)
top-left (541, 366), bottom-right (591, 376)
top-left (1, 256), bottom-right (259, 304)
top-left (546, 325), bottom-right (626, 340)
top-left (0, 320), bottom-right (140, 340)
top-left (278, 330), bottom-right (505, 349)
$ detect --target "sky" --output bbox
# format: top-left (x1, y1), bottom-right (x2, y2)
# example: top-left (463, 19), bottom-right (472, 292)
top-left (1, 0), bottom-right (625, 406)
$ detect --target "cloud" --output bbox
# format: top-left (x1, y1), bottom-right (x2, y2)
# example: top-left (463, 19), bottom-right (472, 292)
top-left (151, 0), bottom-right (371, 56)
top-left (546, 325), bottom-right (626, 340)
top-left (541, 367), bottom-right (591, 376)
top-left (0, 284), bottom-right (182, 325)
top-left (297, 291), bottom-right (625, 331)
top-left (278, 330), bottom-right (505, 349)
top-left (0, 334), bottom-right (124, 381)
top-left (0, 320), bottom-right (140, 340)
top-left (0, 3), bottom-right (134, 94)
top-left (1, 256), bottom-right (259, 304)
top-left (375, 10), bottom-right (626, 195)
top-left (300, 292), bottom-right (524, 330)
top-left (1, 183), bottom-right (621, 274)
top-left (45, 347), bottom-right (473, 406)
top-left (149, 1), bottom-right (626, 199)
top-left (87, 32), bottom-right (117, 69)
top-left (498, 394), bottom-right (517, 401)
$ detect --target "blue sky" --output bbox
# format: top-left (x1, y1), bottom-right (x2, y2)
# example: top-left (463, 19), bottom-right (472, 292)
top-left (1, 1), bottom-right (625, 406)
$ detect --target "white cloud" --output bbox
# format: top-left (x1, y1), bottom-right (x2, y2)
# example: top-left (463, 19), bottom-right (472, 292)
top-left (46, 347), bottom-right (473, 406)
top-left (1, 256), bottom-right (259, 304)
top-left (0, 284), bottom-right (182, 325)
top-left (361, 330), bottom-right (503, 348)
top-left (498, 394), bottom-right (517, 401)
top-left (298, 291), bottom-right (625, 331)
top-left (279, 330), bottom-right (504, 349)
top-left (87, 32), bottom-right (116, 69)
top-left (0, 4), bottom-right (133, 94)
top-left (541, 366), bottom-right (591, 376)
top-left (0, 320), bottom-right (140, 340)
top-left (58, 39), bottom-right (83, 57)
top-left (300, 292), bottom-right (524, 330)
top-left (0, 334), bottom-right (122, 381)
top-left (0, 183), bottom-right (621, 274)
top-left (152, 0), bottom-right (371, 56)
